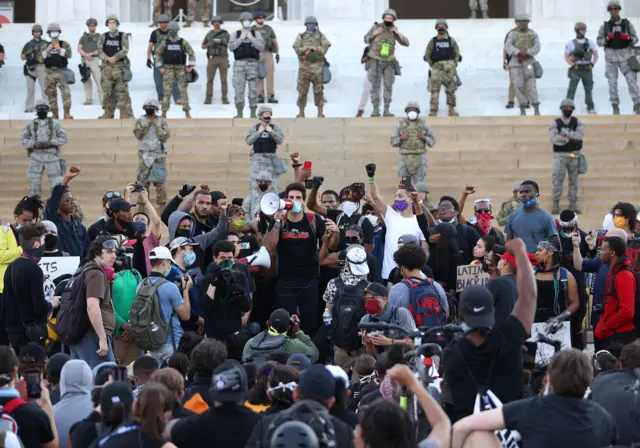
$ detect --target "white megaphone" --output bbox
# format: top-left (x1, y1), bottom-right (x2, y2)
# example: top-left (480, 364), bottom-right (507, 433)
top-left (259, 192), bottom-right (294, 216)
top-left (245, 246), bottom-right (272, 269)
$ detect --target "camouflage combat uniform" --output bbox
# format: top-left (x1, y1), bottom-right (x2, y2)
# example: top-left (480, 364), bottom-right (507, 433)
top-left (152, 0), bottom-right (174, 24)
top-left (293, 25), bottom-right (331, 115)
top-left (252, 23), bottom-right (278, 101)
top-left (496, 196), bottom-right (521, 226)
top-left (186, 0), bottom-right (211, 25)
top-left (22, 34), bottom-right (48, 112)
top-left (202, 26), bottom-right (230, 104)
top-left (156, 34), bottom-right (195, 114)
top-left (244, 168), bottom-right (277, 222)
top-left (98, 30), bottom-right (132, 117)
top-left (229, 26), bottom-right (265, 116)
top-left (390, 116), bottom-right (436, 184)
top-left (506, 20), bottom-right (541, 112)
top-left (134, 108), bottom-right (170, 207)
top-left (550, 111), bottom-right (585, 209)
top-left (469, 0), bottom-right (489, 18)
top-left (425, 28), bottom-right (460, 116)
top-left (43, 39), bottom-right (73, 115)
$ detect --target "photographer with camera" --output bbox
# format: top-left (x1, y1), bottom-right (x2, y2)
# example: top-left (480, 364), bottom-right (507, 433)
top-left (200, 241), bottom-right (252, 360)
top-left (167, 237), bottom-right (205, 335)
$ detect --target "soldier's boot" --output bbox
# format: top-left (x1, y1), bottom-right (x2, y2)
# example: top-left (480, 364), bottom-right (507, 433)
top-left (470, 10), bottom-right (477, 18)
top-left (250, 107), bottom-right (257, 118)
top-left (268, 95), bottom-right (279, 104)
top-left (183, 21), bottom-right (192, 28)
top-left (235, 105), bottom-right (244, 118)
top-left (588, 108), bottom-right (597, 115)
top-left (552, 201), bottom-right (560, 215)
top-left (356, 109), bottom-right (364, 118)
top-left (63, 106), bottom-right (73, 120)
top-left (506, 102), bottom-right (515, 109)
top-left (51, 107), bottom-right (60, 119)
top-left (317, 105), bottom-right (325, 118)
top-left (569, 201), bottom-right (582, 215)
top-left (612, 104), bottom-right (620, 115)
top-left (448, 105), bottom-right (459, 117)
top-left (185, 110), bottom-right (192, 119)
top-left (161, 110), bottom-right (167, 119)
top-left (296, 106), bottom-right (305, 118)
top-left (383, 105), bottom-right (394, 117)
top-left (533, 104), bottom-right (541, 116)
top-left (149, 22), bottom-right (156, 28)
top-left (634, 103), bottom-right (640, 115)
top-left (120, 108), bottom-right (132, 119)
top-left (98, 107), bottom-right (114, 119)
top-left (520, 107), bottom-right (527, 116)
top-left (258, 95), bottom-right (265, 103)
top-left (222, 97), bottom-right (230, 105)
top-left (204, 98), bottom-right (212, 105)
top-left (429, 110), bottom-right (437, 117)
top-left (371, 105), bottom-right (380, 117)
top-left (482, 10), bottom-right (490, 18)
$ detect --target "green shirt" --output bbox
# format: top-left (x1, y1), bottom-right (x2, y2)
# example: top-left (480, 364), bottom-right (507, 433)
top-left (252, 24), bottom-right (277, 53)
top-left (78, 32), bottom-right (99, 54)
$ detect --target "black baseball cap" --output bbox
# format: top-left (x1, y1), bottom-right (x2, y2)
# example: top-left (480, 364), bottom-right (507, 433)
top-left (254, 10), bottom-right (266, 18)
top-left (459, 285), bottom-right (495, 329)
top-left (287, 354), bottom-right (312, 371)
top-left (100, 382), bottom-right (134, 415)
top-left (364, 282), bottom-right (388, 298)
top-left (299, 365), bottom-right (336, 400)
top-left (45, 353), bottom-right (71, 378)
top-left (211, 360), bottom-right (248, 403)
top-left (269, 309), bottom-right (291, 333)
top-left (109, 198), bottom-right (135, 212)
top-left (210, 191), bottom-right (227, 203)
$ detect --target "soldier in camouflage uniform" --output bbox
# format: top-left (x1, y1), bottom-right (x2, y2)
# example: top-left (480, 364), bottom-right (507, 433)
top-left (565, 22), bottom-right (598, 114)
top-left (148, 15), bottom-right (180, 105)
top-left (43, 23), bottom-right (73, 120)
top-left (78, 18), bottom-right (104, 105)
top-left (425, 19), bottom-right (460, 117)
top-left (98, 15), bottom-right (132, 119)
top-left (156, 22), bottom-right (195, 118)
top-left (597, 0), bottom-right (640, 115)
top-left (184, 0), bottom-right (211, 28)
top-left (21, 25), bottom-right (48, 113)
top-left (496, 181), bottom-right (522, 226)
top-left (229, 12), bottom-right (265, 118)
top-left (364, 9), bottom-right (409, 117)
top-left (293, 16), bottom-right (331, 118)
top-left (469, 0), bottom-right (489, 19)
top-left (134, 99), bottom-right (170, 207)
top-left (390, 101), bottom-right (436, 184)
top-left (202, 16), bottom-right (230, 104)
top-left (244, 168), bottom-right (275, 222)
top-left (550, 99), bottom-right (585, 214)
top-left (21, 99), bottom-right (67, 196)
top-left (506, 14), bottom-right (541, 116)
top-left (246, 104), bottom-right (286, 193)
top-left (151, 0), bottom-right (174, 27)
top-left (253, 10), bottom-right (280, 104)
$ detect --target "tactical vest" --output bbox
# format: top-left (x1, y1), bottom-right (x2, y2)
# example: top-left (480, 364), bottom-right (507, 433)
top-left (430, 36), bottom-right (454, 63)
top-left (398, 118), bottom-right (427, 155)
top-left (33, 118), bottom-right (55, 147)
top-left (24, 39), bottom-right (46, 65)
top-left (571, 38), bottom-right (593, 63)
top-left (207, 30), bottom-right (229, 57)
top-left (163, 39), bottom-right (186, 65)
top-left (297, 32), bottom-right (324, 64)
top-left (513, 29), bottom-right (533, 51)
top-left (153, 29), bottom-right (170, 53)
top-left (553, 117), bottom-right (583, 153)
top-left (44, 41), bottom-right (68, 69)
top-left (103, 32), bottom-right (122, 57)
top-left (253, 25), bottom-right (275, 53)
top-left (604, 19), bottom-right (632, 50)
top-left (368, 25), bottom-right (396, 63)
top-left (253, 124), bottom-right (278, 154)
top-left (233, 30), bottom-right (260, 60)
top-left (80, 32), bottom-right (99, 53)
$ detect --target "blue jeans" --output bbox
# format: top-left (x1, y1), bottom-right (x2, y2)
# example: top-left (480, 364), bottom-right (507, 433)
top-left (70, 332), bottom-right (115, 370)
top-left (149, 342), bottom-right (176, 366)
top-left (153, 67), bottom-right (181, 103)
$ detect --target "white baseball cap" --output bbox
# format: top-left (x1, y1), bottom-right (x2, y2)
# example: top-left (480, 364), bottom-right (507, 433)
top-left (346, 245), bottom-right (369, 276)
top-left (149, 246), bottom-right (173, 260)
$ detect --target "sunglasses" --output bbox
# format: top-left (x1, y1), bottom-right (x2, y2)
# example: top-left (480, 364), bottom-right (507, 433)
top-left (345, 236), bottom-right (361, 244)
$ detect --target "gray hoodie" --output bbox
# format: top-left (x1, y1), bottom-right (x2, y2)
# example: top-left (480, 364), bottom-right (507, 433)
top-left (53, 360), bottom-right (94, 448)
top-left (167, 210), bottom-right (229, 249)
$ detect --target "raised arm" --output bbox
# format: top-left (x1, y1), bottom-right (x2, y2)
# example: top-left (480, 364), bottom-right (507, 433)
top-left (367, 174), bottom-right (387, 218)
top-left (306, 178), bottom-right (328, 218)
top-left (509, 238), bottom-right (537, 333)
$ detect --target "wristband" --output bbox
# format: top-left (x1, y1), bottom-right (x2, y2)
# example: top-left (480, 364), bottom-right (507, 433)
top-left (368, 177), bottom-right (376, 184)
top-left (292, 163), bottom-right (302, 168)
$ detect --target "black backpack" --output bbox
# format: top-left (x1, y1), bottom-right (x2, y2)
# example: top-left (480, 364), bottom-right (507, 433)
top-left (264, 400), bottom-right (337, 448)
top-left (331, 278), bottom-right (368, 350)
top-left (56, 264), bottom-right (103, 345)
top-left (607, 265), bottom-right (640, 332)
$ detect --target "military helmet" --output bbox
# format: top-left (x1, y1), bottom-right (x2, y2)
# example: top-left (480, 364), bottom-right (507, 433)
top-left (257, 105), bottom-right (272, 116)
top-left (31, 24), bottom-right (43, 33)
top-left (105, 14), bottom-right (120, 27)
top-left (187, 68), bottom-right (199, 83)
top-left (607, 0), bottom-right (621, 9)
top-left (168, 21), bottom-right (180, 31)
top-left (560, 98), bottom-right (576, 109)
top-left (35, 98), bottom-right (50, 110)
top-left (143, 98), bottom-right (160, 109)
top-left (514, 13), bottom-right (531, 21)
top-left (382, 9), bottom-right (397, 20)
top-left (157, 14), bottom-right (170, 23)
top-left (304, 16), bottom-right (318, 25)
top-left (211, 15), bottom-right (223, 24)
top-left (239, 12), bottom-right (253, 21)
top-left (46, 23), bottom-right (61, 33)
top-left (86, 18), bottom-right (98, 26)
top-left (404, 101), bottom-right (421, 113)
top-left (435, 19), bottom-right (448, 29)
top-left (254, 10), bottom-right (266, 18)
top-left (574, 21), bottom-right (587, 31)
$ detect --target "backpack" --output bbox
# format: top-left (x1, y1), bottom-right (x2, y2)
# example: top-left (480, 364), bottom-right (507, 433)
top-left (264, 400), bottom-right (337, 448)
top-left (56, 264), bottom-right (103, 346)
top-left (129, 278), bottom-right (174, 351)
top-left (246, 331), bottom-right (286, 366)
top-left (608, 265), bottom-right (640, 332)
top-left (403, 277), bottom-right (446, 328)
top-left (0, 398), bottom-right (26, 435)
top-left (331, 278), bottom-right (368, 349)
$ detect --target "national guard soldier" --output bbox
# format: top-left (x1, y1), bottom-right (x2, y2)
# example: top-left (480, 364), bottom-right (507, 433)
top-left (246, 104), bottom-right (286, 194)
top-left (550, 99), bottom-right (585, 214)
top-left (98, 15), bottom-right (133, 119)
top-left (597, 0), bottom-right (640, 115)
top-left (134, 99), bottom-right (170, 207)
top-left (390, 101), bottom-right (436, 184)
top-left (293, 16), bottom-right (331, 118)
top-left (425, 19), bottom-right (460, 117)
top-left (565, 22), bottom-right (598, 115)
top-left (184, 0), bottom-right (211, 28)
top-left (78, 18), bottom-right (104, 106)
top-left (506, 14), bottom-right (541, 116)
top-left (364, 9), bottom-right (409, 117)
top-left (21, 99), bottom-right (67, 196)
top-left (469, 0), bottom-right (489, 19)
top-left (151, 0), bottom-right (174, 27)
top-left (229, 12), bottom-right (265, 118)
top-left (43, 23), bottom-right (73, 120)
top-left (148, 15), bottom-right (180, 105)
top-left (156, 22), bottom-right (195, 118)
top-left (202, 15), bottom-right (230, 105)
top-left (252, 10), bottom-right (280, 104)
top-left (21, 25), bottom-right (48, 113)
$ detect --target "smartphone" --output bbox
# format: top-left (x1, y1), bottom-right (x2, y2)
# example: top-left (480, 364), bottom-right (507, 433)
top-left (25, 369), bottom-right (42, 399)
top-left (112, 365), bottom-right (128, 383)
top-left (401, 176), bottom-right (415, 192)
top-left (132, 183), bottom-right (144, 193)
top-left (302, 161), bottom-right (312, 171)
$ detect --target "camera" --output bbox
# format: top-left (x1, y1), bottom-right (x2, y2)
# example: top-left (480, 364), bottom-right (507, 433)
top-left (113, 246), bottom-right (134, 272)
top-left (173, 272), bottom-right (197, 290)
top-left (132, 183), bottom-right (144, 193)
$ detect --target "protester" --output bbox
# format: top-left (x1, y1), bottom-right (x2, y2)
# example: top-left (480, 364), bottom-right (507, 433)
top-left (131, 189), bottom-right (163, 274)
top-left (40, 220), bottom-right (67, 257)
top-left (386, 234), bottom-right (433, 287)
top-left (425, 223), bottom-right (462, 291)
top-left (182, 339), bottom-right (228, 413)
top-left (167, 237), bottom-right (204, 334)
top-left (319, 223), bottom-right (381, 283)
top-left (471, 235), bottom-right (496, 264)
top-left (53, 359), bottom-right (94, 448)
top-left (87, 190), bottom-right (122, 241)
top-left (150, 367), bottom-right (194, 419)
top-left (161, 186), bottom-right (211, 235)
top-left (347, 354), bottom-right (378, 411)
top-left (434, 196), bottom-right (480, 265)
top-left (458, 189), bottom-right (505, 245)
top-left (45, 352), bottom-right (70, 405)
top-left (132, 355), bottom-right (159, 399)
top-left (487, 251), bottom-right (524, 325)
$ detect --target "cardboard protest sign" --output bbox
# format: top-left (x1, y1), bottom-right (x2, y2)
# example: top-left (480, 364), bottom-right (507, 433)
top-left (38, 257), bottom-right (80, 301)
top-left (456, 264), bottom-right (490, 292)
top-left (530, 322), bottom-right (571, 363)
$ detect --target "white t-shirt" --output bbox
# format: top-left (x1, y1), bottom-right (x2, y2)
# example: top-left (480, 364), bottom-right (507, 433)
top-left (382, 205), bottom-right (426, 279)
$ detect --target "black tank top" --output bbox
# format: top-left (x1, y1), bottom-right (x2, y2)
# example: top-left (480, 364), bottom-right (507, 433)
top-left (535, 271), bottom-right (567, 322)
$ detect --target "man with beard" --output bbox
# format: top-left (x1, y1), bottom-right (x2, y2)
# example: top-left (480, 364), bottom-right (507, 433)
top-left (161, 186), bottom-right (212, 235)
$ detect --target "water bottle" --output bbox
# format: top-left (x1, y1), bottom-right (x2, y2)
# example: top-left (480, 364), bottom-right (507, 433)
top-left (322, 309), bottom-right (332, 326)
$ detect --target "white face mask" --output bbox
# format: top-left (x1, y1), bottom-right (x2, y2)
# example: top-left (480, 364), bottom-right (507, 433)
top-left (242, 21), bottom-right (251, 28)
top-left (365, 215), bottom-right (379, 227)
top-left (108, 24), bottom-right (117, 32)
top-left (341, 201), bottom-right (359, 217)
top-left (407, 111), bottom-right (418, 120)
top-left (49, 32), bottom-right (60, 39)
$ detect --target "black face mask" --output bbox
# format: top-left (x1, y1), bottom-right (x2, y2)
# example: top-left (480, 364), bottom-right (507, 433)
top-left (384, 20), bottom-right (394, 27)
top-left (262, 116), bottom-right (271, 123)
top-left (36, 110), bottom-right (48, 119)
top-left (44, 234), bottom-right (58, 250)
top-left (562, 109), bottom-right (573, 118)
top-left (437, 28), bottom-right (446, 34)
top-left (258, 183), bottom-right (269, 193)
top-left (144, 108), bottom-right (156, 116)
top-left (176, 228), bottom-right (191, 238)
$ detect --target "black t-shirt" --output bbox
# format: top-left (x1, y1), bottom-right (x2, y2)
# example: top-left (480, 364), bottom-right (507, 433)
top-left (486, 275), bottom-right (518, 326)
top-left (327, 209), bottom-right (374, 250)
top-left (276, 214), bottom-right (325, 285)
top-left (387, 263), bottom-right (434, 286)
top-left (0, 398), bottom-right (55, 448)
top-left (97, 423), bottom-right (165, 448)
top-left (69, 410), bottom-right (101, 448)
top-left (441, 315), bottom-right (527, 423)
top-left (238, 234), bottom-right (259, 259)
top-left (503, 394), bottom-right (617, 448)
top-left (149, 29), bottom-right (169, 44)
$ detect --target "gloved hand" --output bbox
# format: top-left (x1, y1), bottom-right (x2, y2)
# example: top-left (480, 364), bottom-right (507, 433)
top-left (275, 54), bottom-right (280, 63)
top-left (620, 33), bottom-right (630, 40)
top-left (311, 176), bottom-right (324, 189)
top-left (205, 263), bottom-right (221, 284)
top-left (146, 58), bottom-right (153, 69)
top-left (607, 33), bottom-right (615, 40)
top-left (179, 184), bottom-right (196, 198)
top-left (365, 163), bottom-right (377, 178)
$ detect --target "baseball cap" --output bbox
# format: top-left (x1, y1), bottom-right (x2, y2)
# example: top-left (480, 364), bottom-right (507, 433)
top-left (414, 182), bottom-right (430, 193)
top-left (346, 245), bottom-right (369, 276)
top-left (109, 198), bottom-right (135, 213)
top-left (169, 236), bottom-right (200, 251)
top-left (325, 365), bottom-right (350, 388)
top-left (149, 246), bottom-right (173, 260)
top-left (497, 251), bottom-right (537, 267)
top-left (45, 353), bottom-right (71, 378)
top-left (41, 220), bottom-right (58, 235)
top-left (287, 354), bottom-right (312, 371)
top-left (210, 191), bottom-right (227, 203)
top-left (211, 360), bottom-right (248, 403)
top-left (19, 343), bottom-right (46, 364)
top-left (398, 234), bottom-right (419, 245)
top-left (269, 308), bottom-right (291, 333)
top-left (459, 285), bottom-right (495, 329)
top-left (364, 282), bottom-right (388, 298)
top-left (299, 365), bottom-right (336, 400)
top-left (100, 382), bottom-right (134, 415)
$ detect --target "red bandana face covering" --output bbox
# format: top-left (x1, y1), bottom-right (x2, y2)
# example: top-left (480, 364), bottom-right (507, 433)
top-left (476, 212), bottom-right (494, 236)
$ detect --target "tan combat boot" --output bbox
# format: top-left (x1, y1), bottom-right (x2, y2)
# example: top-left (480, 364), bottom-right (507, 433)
top-left (185, 110), bottom-right (192, 119)
top-left (448, 105), bottom-right (459, 117)
top-left (296, 106), bottom-right (305, 118)
top-left (149, 22), bottom-right (156, 28)
top-left (98, 107), bottom-right (114, 119)
top-left (63, 107), bottom-right (73, 120)
top-left (429, 110), bottom-right (437, 117)
top-left (317, 105), bottom-right (325, 118)
top-left (51, 107), bottom-right (59, 119)
top-left (161, 110), bottom-right (167, 119)
top-left (356, 110), bottom-right (364, 117)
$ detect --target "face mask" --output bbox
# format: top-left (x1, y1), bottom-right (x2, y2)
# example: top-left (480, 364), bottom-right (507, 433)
top-left (365, 299), bottom-right (382, 315)
top-left (219, 259), bottom-right (234, 270)
top-left (562, 109), bottom-right (573, 118)
top-left (25, 246), bottom-right (44, 262)
top-left (437, 28), bottom-right (446, 34)
top-left (306, 24), bottom-right (317, 33)
top-left (520, 196), bottom-right (537, 208)
top-left (50, 32), bottom-right (59, 39)
top-left (164, 267), bottom-right (172, 277)
top-left (258, 183), bottom-right (269, 193)
top-left (394, 199), bottom-right (409, 212)
top-left (169, 31), bottom-right (178, 38)
top-left (407, 111), bottom-right (418, 120)
top-left (384, 20), bottom-right (394, 27)
top-left (476, 212), bottom-right (494, 236)
top-left (613, 216), bottom-right (627, 229)
top-left (262, 116), bottom-right (271, 123)
top-left (36, 110), bottom-right (49, 119)
top-left (231, 219), bottom-right (245, 231)
top-left (44, 234), bottom-right (58, 250)
top-left (184, 252), bottom-right (196, 267)
top-left (291, 201), bottom-right (303, 214)
top-left (365, 215), bottom-right (379, 227)
top-left (342, 201), bottom-right (359, 217)
top-left (242, 21), bottom-right (251, 28)
top-left (176, 228), bottom-right (191, 238)
top-left (517, 23), bottom-right (528, 31)
top-left (108, 25), bottom-right (117, 32)
top-left (15, 224), bottom-right (22, 231)
top-left (135, 221), bottom-right (148, 234)
top-left (144, 108), bottom-right (156, 116)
